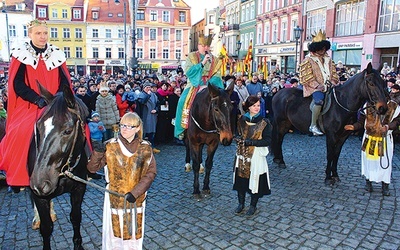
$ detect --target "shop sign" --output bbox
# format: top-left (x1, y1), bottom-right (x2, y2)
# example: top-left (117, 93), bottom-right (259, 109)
top-left (279, 47), bottom-right (295, 53)
top-left (107, 60), bottom-right (123, 65)
top-left (366, 54), bottom-right (373, 60)
top-left (88, 59), bottom-right (104, 64)
top-left (335, 42), bottom-right (363, 50)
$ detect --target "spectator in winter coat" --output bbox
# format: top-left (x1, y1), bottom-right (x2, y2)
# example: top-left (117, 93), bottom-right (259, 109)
top-left (96, 83), bottom-right (120, 141)
top-left (88, 112), bottom-right (106, 152)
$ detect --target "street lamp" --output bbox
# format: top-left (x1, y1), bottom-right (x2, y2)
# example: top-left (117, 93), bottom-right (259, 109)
top-left (2, 2), bottom-right (10, 61)
top-left (294, 25), bottom-right (304, 73)
top-left (115, 0), bottom-right (137, 75)
top-left (236, 40), bottom-right (242, 58)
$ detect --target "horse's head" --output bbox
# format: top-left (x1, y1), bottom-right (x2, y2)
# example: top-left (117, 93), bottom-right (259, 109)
top-left (362, 62), bottom-right (388, 115)
top-left (29, 83), bottom-right (89, 196)
top-left (208, 80), bottom-right (235, 146)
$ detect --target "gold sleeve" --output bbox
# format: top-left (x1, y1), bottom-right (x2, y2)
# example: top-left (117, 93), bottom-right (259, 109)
top-left (299, 59), bottom-right (314, 86)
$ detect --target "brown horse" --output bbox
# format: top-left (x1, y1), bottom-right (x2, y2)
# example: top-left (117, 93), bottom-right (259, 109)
top-left (271, 63), bottom-right (388, 185)
top-left (185, 81), bottom-right (235, 200)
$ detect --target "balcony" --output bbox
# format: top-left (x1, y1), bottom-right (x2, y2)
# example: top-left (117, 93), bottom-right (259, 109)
top-left (221, 24), bottom-right (240, 31)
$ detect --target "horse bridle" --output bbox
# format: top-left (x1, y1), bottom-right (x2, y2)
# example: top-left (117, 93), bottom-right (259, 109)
top-left (60, 108), bottom-right (85, 174)
top-left (190, 96), bottom-right (223, 134)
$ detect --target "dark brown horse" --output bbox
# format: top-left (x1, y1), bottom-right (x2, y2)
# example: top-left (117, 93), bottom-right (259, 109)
top-left (271, 63), bottom-right (388, 185)
top-left (28, 83), bottom-right (89, 250)
top-left (185, 81), bottom-right (235, 200)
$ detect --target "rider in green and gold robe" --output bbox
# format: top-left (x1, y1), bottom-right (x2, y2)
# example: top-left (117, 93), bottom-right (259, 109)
top-left (174, 34), bottom-right (224, 140)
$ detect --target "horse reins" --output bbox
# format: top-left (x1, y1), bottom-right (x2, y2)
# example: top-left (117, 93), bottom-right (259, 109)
top-left (190, 96), bottom-right (221, 134)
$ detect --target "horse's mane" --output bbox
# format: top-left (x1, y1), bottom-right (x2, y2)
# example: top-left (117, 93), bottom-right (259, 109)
top-left (44, 92), bottom-right (89, 123)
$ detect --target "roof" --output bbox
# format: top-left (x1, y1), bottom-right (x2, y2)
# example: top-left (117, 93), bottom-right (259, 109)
top-left (87, 0), bottom-right (131, 23)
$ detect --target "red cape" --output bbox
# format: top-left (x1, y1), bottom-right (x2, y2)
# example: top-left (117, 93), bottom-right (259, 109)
top-left (0, 57), bottom-right (69, 186)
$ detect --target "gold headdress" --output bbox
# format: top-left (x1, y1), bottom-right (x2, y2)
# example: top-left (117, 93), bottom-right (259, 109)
top-left (198, 34), bottom-right (214, 46)
top-left (311, 30), bottom-right (327, 43)
top-left (27, 19), bottom-right (47, 29)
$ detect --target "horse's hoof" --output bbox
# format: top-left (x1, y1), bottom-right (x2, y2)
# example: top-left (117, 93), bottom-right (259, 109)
top-left (185, 163), bottom-right (191, 172)
top-left (51, 213), bottom-right (57, 222)
top-left (199, 164), bottom-right (205, 174)
top-left (193, 193), bottom-right (202, 201)
top-left (32, 219), bottom-right (40, 230)
top-left (332, 177), bottom-right (341, 183)
top-left (325, 179), bottom-right (334, 186)
top-left (202, 190), bottom-right (211, 197)
top-left (273, 158), bottom-right (281, 164)
top-left (278, 163), bottom-right (286, 169)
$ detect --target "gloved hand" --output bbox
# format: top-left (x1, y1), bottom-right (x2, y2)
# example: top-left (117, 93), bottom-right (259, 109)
top-left (124, 192), bottom-right (136, 203)
top-left (35, 98), bottom-right (47, 108)
top-left (244, 139), bottom-right (253, 146)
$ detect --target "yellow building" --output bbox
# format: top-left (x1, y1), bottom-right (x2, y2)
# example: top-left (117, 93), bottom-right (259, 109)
top-left (35, 0), bottom-right (87, 76)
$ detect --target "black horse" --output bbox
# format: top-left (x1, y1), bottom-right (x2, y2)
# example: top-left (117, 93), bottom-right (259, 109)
top-left (185, 81), bottom-right (235, 200)
top-left (271, 63), bottom-right (388, 185)
top-left (28, 83), bottom-right (89, 250)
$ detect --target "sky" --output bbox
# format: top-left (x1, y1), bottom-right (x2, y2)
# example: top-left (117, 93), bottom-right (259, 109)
top-left (184, 0), bottom-right (220, 24)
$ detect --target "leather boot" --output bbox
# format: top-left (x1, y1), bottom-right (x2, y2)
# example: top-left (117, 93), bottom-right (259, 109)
top-left (382, 182), bottom-right (390, 196)
top-left (309, 105), bottom-right (323, 136)
top-left (246, 195), bottom-right (259, 216)
top-left (234, 191), bottom-right (245, 214)
top-left (365, 179), bottom-right (373, 192)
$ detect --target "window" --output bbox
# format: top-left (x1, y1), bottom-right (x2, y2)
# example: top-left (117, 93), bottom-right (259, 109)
top-left (106, 48), bottom-right (112, 58)
top-left (264, 23), bottom-right (270, 43)
top-left (265, 0), bottom-right (271, 12)
top-left (64, 47), bottom-right (71, 58)
top-left (93, 48), bottom-right (99, 59)
top-left (62, 9), bottom-right (67, 18)
top-left (38, 7), bottom-right (46, 18)
top-left (92, 11), bottom-right (98, 19)
top-left (290, 20), bottom-right (298, 40)
top-left (52, 8), bottom-right (58, 18)
top-left (106, 29), bottom-right (112, 38)
top-left (75, 28), bottom-right (82, 39)
top-left (273, 0), bottom-right (278, 10)
top-left (306, 8), bottom-right (326, 39)
top-left (283, 0), bottom-right (288, 7)
top-left (258, 0), bottom-right (263, 15)
top-left (179, 11), bottom-right (186, 22)
top-left (76, 47), bottom-right (82, 58)
top-left (93, 29), bottom-right (99, 38)
top-left (163, 49), bottom-right (169, 59)
top-left (23, 25), bottom-right (28, 37)
top-left (209, 15), bottom-right (214, 24)
top-left (336, 0), bottom-right (365, 36)
top-left (281, 21), bottom-right (287, 42)
top-left (176, 30), bottom-right (182, 41)
top-left (63, 28), bottom-right (70, 39)
top-left (250, 3), bottom-right (255, 19)
top-left (118, 48), bottom-right (124, 59)
top-left (272, 23), bottom-right (278, 43)
top-left (378, 0), bottom-right (400, 31)
top-left (137, 48), bottom-right (143, 59)
top-left (176, 49), bottom-right (182, 60)
top-left (163, 29), bottom-right (169, 40)
top-left (137, 28), bottom-right (143, 39)
top-left (51, 27), bottom-right (58, 38)
top-left (9, 25), bottom-right (16, 37)
top-left (257, 26), bottom-right (262, 44)
top-left (73, 9), bottom-right (81, 19)
top-left (137, 10), bottom-right (145, 20)
top-left (150, 48), bottom-right (156, 59)
top-left (162, 11), bottom-right (170, 22)
top-left (118, 29), bottom-right (124, 39)
top-left (333, 49), bottom-right (362, 66)
top-left (150, 10), bottom-right (157, 21)
top-left (108, 13), bottom-right (113, 17)
top-left (150, 29), bottom-right (157, 40)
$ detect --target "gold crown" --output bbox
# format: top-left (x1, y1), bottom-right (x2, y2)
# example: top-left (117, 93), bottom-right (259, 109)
top-left (27, 19), bottom-right (47, 29)
top-left (198, 34), bottom-right (214, 46)
top-left (311, 30), bottom-right (327, 43)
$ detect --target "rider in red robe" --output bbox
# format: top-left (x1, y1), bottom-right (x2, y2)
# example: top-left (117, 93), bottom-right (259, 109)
top-left (0, 20), bottom-right (70, 188)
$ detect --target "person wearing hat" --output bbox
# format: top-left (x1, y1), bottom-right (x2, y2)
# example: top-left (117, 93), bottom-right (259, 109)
top-left (174, 34), bottom-right (224, 140)
top-left (389, 84), bottom-right (400, 105)
top-left (96, 82), bottom-right (120, 141)
top-left (299, 30), bottom-right (339, 136)
top-left (88, 112), bottom-right (106, 152)
top-left (0, 19), bottom-right (72, 190)
top-left (116, 84), bottom-right (135, 118)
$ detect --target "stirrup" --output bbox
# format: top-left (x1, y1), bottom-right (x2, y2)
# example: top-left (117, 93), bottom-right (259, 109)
top-left (309, 125), bottom-right (323, 136)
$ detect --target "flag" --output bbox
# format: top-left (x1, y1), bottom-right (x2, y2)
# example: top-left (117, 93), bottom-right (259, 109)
top-left (219, 44), bottom-right (228, 77)
top-left (263, 57), bottom-right (269, 78)
top-left (244, 40), bottom-right (253, 77)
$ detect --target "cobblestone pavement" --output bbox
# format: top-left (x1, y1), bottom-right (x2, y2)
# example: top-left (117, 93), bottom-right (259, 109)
top-left (1, 133), bottom-right (400, 250)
